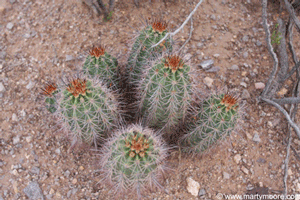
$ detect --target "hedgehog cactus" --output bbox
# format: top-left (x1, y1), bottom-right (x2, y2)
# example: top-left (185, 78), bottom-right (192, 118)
top-left (43, 76), bottom-right (121, 145)
top-left (83, 46), bottom-right (119, 88)
top-left (127, 19), bottom-right (172, 85)
top-left (42, 82), bottom-right (59, 113)
top-left (138, 55), bottom-right (193, 133)
top-left (100, 124), bottom-right (168, 196)
top-left (181, 94), bottom-right (239, 152)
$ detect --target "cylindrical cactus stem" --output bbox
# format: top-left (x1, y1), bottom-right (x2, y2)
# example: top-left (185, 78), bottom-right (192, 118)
top-left (127, 19), bottom-right (173, 86)
top-left (137, 54), bottom-right (193, 133)
top-left (99, 124), bottom-right (168, 197)
top-left (83, 46), bottom-right (119, 88)
top-left (181, 93), bottom-right (240, 153)
top-left (46, 75), bottom-right (122, 145)
top-left (41, 82), bottom-right (59, 113)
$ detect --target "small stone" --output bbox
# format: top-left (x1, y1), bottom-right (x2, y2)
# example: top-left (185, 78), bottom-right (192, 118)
top-left (10, 0), bottom-right (16, 3)
top-left (79, 166), bottom-right (84, 171)
top-left (253, 131), bottom-right (261, 143)
top-left (64, 170), bottom-right (70, 177)
top-left (55, 148), bottom-right (61, 155)
top-left (241, 166), bottom-right (249, 174)
top-left (255, 82), bottom-right (265, 89)
top-left (198, 188), bottom-right (206, 196)
top-left (259, 182), bottom-right (263, 187)
top-left (66, 55), bottom-right (73, 61)
top-left (210, 14), bottom-right (216, 20)
top-left (6, 22), bottom-right (14, 30)
top-left (67, 190), bottom-right (72, 198)
top-left (30, 167), bottom-right (40, 175)
top-left (277, 88), bottom-right (288, 96)
top-left (296, 183), bottom-right (300, 192)
top-left (0, 52), bottom-right (6, 60)
top-left (0, 82), bottom-right (5, 92)
top-left (243, 52), bottom-right (248, 58)
top-left (186, 177), bottom-right (200, 197)
top-left (206, 66), bottom-right (220, 73)
top-left (246, 132), bottom-right (252, 140)
top-left (288, 168), bottom-right (292, 176)
top-left (25, 136), bottom-right (32, 143)
top-left (230, 65), bottom-right (239, 70)
top-left (267, 121), bottom-right (273, 128)
top-left (256, 40), bottom-right (262, 46)
top-left (257, 158), bottom-right (266, 164)
top-left (234, 154), bottom-right (241, 164)
top-left (199, 59), bottom-right (214, 70)
top-left (26, 81), bottom-right (35, 90)
top-left (12, 113), bottom-right (18, 121)
top-left (72, 178), bottom-right (77, 184)
top-left (13, 135), bottom-right (20, 144)
top-left (241, 89), bottom-right (250, 99)
top-left (240, 82), bottom-right (247, 88)
top-left (23, 182), bottom-right (44, 200)
top-left (203, 77), bottom-right (214, 87)
top-left (242, 35), bottom-right (249, 42)
top-left (197, 43), bottom-right (203, 48)
top-left (223, 172), bottom-right (230, 179)
top-left (49, 188), bottom-right (55, 194)
top-left (213, 54), bottom-right (220, 58)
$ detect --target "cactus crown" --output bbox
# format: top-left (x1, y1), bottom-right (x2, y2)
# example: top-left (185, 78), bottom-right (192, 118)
top-left (151, 19), bottom-right (167, 33)
top-left (42, 83), bottom-right (57, 97)
top-left (220, 94), bottom-right (238, 111)
top-left (66, 78), bottom-right (88, 98)
top-left (89, 46), bottom-right (105, 58)
top-left (126, 131), bottom-right (150, 158)
top-left (164, 55), bottom-right (184, 73)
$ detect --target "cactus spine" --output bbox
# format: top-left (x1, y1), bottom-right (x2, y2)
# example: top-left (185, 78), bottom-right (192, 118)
top-left (127, 19), bottom-right (172, 85)
top-left (138, 55), bottom-right (192, 132)
top-left (100, 124), bottom-right (168, 196)
top-left (43, 76), bottom-right (121, 145)
top-left (181, 94), bottom-right (239, 152)
top-left (83, 46), bottom-right (119, 88)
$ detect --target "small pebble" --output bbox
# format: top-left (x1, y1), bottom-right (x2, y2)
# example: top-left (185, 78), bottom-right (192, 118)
top-left (200, 60), bottom-right (214, 70)
top-left (223, 172), bottom-right (230, 179)
top-left (241, 166), bottom-right (249, 174)
top-left (6, 22), bottom-right (14, 30)
top-left (12, 113), bottom-right (18, 121)
top-left (26, 81), bottom-right (35, 90)
top-left (13, 135), bottom-right (20, 144)
top-left (206, 66), bottom-right (220, 73)
top-left (256, 40), bottom-right (262, 46)
top-left (186, 177), bottom-right (200, 197)
top-left (253, 131), bottom-right (261, 143)
top-left (255, 82), bottom-right (265, 89)
top-left (234, 154), bottom-right (241, 164)
top-left (0, 82), bottom-right (5, 92)
top-left (66, 55), bottom-right (73, 61)
top-left (198, 188), bottom-right (206, 196)
top-left (240, 82), bottom-right (247, 88)
top-left (203, 77), bottom-right (214, 87)
top-left (243, 52), bottom-right (248, 58)
top-left (241, 89), bottom-right (250, 99)
top-left (230, 65), bottom-right (239, 70)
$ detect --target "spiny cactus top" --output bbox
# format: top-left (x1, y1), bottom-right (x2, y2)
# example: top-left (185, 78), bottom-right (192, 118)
top-left (43, 76), bottom-right (121, 145)
top-left (181, 93), bottom-right (239, 153)
top-left (126, 19), bottom-right (172, 85)
top-left (99, 124), bottom-right (168, 196)
top-left (138, 54), bottom-right (193, 133)
top-left (83, 46), bottom-right (119, 88)
top-left (42, 82), bottom-right (59, 113)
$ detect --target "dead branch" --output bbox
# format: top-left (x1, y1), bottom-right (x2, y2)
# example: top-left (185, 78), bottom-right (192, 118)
top-left (178, 15), bottom-right (193, 53)
top-left (261, 0), bottom-right (279, 98)
top-left (272, 97), bottom-right (300, 104)
top-left (151, 0), bottom-right (204, 48)
top-left (260, 97), bottom-right (300, 139)
top-left (283, 0), bottom-right (300, 32)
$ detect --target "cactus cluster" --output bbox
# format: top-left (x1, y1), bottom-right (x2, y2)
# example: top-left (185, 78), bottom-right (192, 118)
top-left (126, 19), bottom-right (172, 85)
top-left (138, 54), bottom-right (193, 133)
top-left (100, 124), bottom-right (168, 195)
top-left (41, 17), bottom-right (242, 198)
top-left (181, 94), bottom-right (239, 152)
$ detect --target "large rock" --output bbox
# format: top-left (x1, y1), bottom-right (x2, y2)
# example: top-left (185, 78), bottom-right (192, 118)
top-left (23, 182), bottom-right (44, 200)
